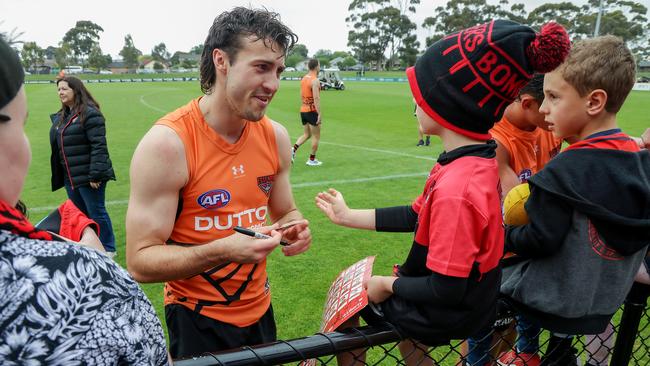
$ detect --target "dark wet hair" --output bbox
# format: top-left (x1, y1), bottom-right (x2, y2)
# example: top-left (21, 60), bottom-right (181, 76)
top-left (308, 58), bottom-right (319, 71)
top-left (199, 7), bottom-right (298, 94)
top-left (519, 73), bottom-right (545, 103)
top-left (56, 76), bottom-right (101, 126)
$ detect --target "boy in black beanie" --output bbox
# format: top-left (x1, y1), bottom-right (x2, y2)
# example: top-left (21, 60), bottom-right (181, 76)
top-left (315, 19), bottom-right (570, 365)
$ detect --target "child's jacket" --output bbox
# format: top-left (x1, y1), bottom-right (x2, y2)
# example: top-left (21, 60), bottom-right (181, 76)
top-left (501, 131), bottom-right (650, 334)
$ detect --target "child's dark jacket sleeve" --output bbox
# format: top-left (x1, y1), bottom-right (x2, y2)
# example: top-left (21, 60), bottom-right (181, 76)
top-left (505, 185), bottom-right (572, 257)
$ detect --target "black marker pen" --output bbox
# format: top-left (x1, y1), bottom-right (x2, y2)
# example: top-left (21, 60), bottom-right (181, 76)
top-left (233, 226), bottom-right (289, 246)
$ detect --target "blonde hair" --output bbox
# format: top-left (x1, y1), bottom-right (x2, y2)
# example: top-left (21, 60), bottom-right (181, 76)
top-left (557, 35), bottom-right (635, 113)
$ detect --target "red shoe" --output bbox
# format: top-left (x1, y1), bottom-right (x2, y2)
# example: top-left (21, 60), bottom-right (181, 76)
top-left (497, 350), bottom-right (541, 366)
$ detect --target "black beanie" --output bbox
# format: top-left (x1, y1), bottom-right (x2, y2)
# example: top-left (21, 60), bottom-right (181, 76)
top-left (407, 19), bottom-right (570, 140)
top-left (0, 37), bottom-right (25, 111)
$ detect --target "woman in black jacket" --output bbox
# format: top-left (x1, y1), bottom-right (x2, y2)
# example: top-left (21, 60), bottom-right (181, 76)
top-left (50, 76), bottom-right (116, 256)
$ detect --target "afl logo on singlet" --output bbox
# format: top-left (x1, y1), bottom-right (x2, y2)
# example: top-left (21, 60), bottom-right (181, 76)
top-left (198, 189), bottom-right (231, 210)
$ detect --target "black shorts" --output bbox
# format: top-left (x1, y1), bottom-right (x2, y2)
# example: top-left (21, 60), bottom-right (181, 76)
top-left (165, 303), bottom-right (277, 359)
top-left (301, 111), bottom-right (319, 126)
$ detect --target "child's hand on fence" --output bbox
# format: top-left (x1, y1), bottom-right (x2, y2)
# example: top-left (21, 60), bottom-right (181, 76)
top-left (365, 275), bottom-right (396, 303)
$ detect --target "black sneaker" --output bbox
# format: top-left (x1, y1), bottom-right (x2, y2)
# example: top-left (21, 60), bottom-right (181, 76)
top-left (425, 136), bottom-right (431, 146)
top-left (541, 336), bottom-right (577, 366)
top-left (416, 139), bottom-right (424, 146)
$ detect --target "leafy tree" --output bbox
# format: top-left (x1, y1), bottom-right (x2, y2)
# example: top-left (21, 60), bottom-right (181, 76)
top-left (346, 1), bottom-right (387, 68)
top-left (285, 43), bottom-right (309, 67)
top-left (153, 61), bottom-right (164, 71)
top-left (376, 6), bottom-right (418, 68)
top-left (55, 42), bottom-right (74, 69)
top-left (340, 56), bottom-right (358, 70)
top-left (152, 42), bottom-right (170, 62)
top-left (526, 0), bottom-right (649, 58)
top-left (21, 42), bottom-right (45, 71)
top-left (285, 54), bottom-right (303, 67)
top-left (170, 51), bottom-right (182, 66)
top-left (575, 0), bottom-right (648, 43)
top-left (190, 44), bottom-right (204, 55)
top-left (119, 34), bottom-right (141, 70)
top-left (139, 54), bottom-right (153, 64)
top-left (62, 21), bottom-right (104, 65)
top-left (313, 49), bottom-right (333, 67)
top-left (181, 59), bottom-right (196, 69)
top-left (332, 51), bottom-right (352, 59)
top-left (45, 46), bottom-right (57, 60)
top-left (422, 0), bottom-right (524, 45)
top-left (399, 34), bottom-right (420, 67)
top-left (526, 2), bottom-right (582, 31)
top-left (347, 0), bottom-right (421, 69)
top-left (289, 43), bottom-right (309, 58)
top-left (87, 44), bottom-right (112, 72)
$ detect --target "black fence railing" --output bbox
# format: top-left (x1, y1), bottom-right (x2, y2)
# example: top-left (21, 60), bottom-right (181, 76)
top-left (174, 283), bottom-right (650, 366)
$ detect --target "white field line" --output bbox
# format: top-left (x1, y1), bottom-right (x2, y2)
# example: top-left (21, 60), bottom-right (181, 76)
top-left (138, 93), bottom-right (435, 162)
top-left (33, 95), bottom-right (431, 214)
top-left (138, 89), bottom-right (178, 113)
top-left (28, 172), bottom-right (428, 213)
top-left (320, 141), bottom-right (435, 161)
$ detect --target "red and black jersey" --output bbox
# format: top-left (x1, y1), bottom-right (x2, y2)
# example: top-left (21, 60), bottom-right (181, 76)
top-left (376, 142), bottom-right (504, 344)
top-left (565, 129), bottom-right (639, 153)
top-left (412, 155), bottom-right (503, 277)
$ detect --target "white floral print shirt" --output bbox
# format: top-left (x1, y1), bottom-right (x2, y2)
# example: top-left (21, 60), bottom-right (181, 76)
top-left (0, 230), bottom-right (168, 365)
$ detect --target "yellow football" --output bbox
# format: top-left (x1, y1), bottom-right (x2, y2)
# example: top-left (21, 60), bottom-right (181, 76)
top-left (503, 182), bottom-right (530, 226)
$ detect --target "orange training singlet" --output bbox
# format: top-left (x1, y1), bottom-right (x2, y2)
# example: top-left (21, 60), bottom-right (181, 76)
top-left (490, 117), bottom-right (562, 182)
top-left (300, 73), bottom-right (318, 112)
top-left (156, 98), bottom-right (279, 327)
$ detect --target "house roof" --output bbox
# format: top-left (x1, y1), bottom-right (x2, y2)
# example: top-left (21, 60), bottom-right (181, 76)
top-left (108, 61), bottom-right (127, 68)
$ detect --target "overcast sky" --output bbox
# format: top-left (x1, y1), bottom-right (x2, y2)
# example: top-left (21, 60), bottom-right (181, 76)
top-left (2, 0), bottom-right (647, 58)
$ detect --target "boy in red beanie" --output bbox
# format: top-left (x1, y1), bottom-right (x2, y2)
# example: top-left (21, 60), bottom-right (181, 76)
top-left (315, 19), bottom-right (570, 365)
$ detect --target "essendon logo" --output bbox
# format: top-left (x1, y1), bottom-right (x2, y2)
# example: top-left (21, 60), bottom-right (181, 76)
top-left (197, 189), bottom-right (231, 210)
top-left (257, 175), bottom-right (275, 197)
top-left (588, 220), bottom-right (622, 260)
top-left (518, 168), bottom-right (532, 183)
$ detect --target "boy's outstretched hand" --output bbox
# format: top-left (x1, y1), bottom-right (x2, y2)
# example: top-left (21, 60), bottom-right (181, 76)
top-left (315, 188), bottom-right (350, 225)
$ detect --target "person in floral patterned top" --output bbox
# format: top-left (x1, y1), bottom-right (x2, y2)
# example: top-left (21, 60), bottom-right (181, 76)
top-left (0, 37), bottom-right (169, 365)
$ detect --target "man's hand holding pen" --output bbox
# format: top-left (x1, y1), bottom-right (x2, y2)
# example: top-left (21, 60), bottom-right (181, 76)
top-left (276, 219), bottom-right (311, 256)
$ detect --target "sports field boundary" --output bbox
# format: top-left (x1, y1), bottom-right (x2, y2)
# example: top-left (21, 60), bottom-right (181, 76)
top-left (28, 172), bottom-right (428, 213)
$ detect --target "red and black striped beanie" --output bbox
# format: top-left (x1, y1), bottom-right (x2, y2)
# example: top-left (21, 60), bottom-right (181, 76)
top-left (407, 19), bottom-right (570, 140)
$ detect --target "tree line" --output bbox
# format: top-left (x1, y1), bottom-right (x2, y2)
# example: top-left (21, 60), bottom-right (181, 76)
top-left (344, 0), bottom-right (649, 70)
top-left (7, 20), bottom-right (204, 73)
top-left (2, 0), bottom-right (649, 73)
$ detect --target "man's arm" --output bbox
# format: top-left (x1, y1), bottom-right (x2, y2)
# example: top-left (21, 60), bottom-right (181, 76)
top-left (267, 121), bottom-right (312, 256)
top-left (494, 140), bottom-right (520, 199)
top-left (126, 125), bottom-right (281, 282)
top-left (311, 78), bottom-right (321, 124)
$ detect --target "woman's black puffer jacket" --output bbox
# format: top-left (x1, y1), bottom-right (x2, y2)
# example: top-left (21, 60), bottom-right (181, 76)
top-left (49, 105), bottom-right (116, 191)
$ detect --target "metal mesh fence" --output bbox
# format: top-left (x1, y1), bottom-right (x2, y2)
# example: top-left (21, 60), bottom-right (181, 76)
top-left (174, 283), bottom-right (650, 366)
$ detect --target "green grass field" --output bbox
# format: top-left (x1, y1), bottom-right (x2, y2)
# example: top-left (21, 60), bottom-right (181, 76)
top-left (21, 80), bottom-right (650, 361)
